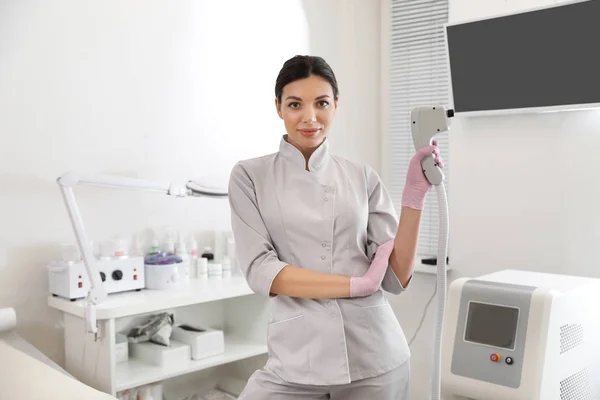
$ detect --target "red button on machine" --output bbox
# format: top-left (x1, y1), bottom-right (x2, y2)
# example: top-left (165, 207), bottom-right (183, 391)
top-left (490, 353), bottom-right (501, 362)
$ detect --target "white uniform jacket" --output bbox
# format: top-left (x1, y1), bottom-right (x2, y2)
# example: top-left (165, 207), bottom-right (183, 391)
top-left (228, 135), bottom-right (411, 385)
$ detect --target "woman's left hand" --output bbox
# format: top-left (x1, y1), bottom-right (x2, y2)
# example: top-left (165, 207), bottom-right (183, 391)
top-left (401, 140), bottom-right (444, 210)
top-left (350, 239), bottom-right (395, 297)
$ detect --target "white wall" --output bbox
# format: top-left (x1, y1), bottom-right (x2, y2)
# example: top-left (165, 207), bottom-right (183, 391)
top-left (302, 0), bottom-right (382, 171)
top-left (388, 1), bottom-right (600, 399)
top-left (0, 0), bottom-right (382, 371)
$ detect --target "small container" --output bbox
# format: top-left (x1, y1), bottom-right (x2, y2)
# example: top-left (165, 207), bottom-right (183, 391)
top-left (113, 237), bottom-right (129, 258)
top-left (163, 238), bottom-right (175, 253)
top-left (226, 236), bottom-right (242, 276)
top-left (197, 257), bottom-right (208, 276)
top-left (130, 235), bottom-right (144, 257)
top-left (189, 238), bottom-right (198, 258)
top-left (222, 258), bottom-right (232, 278)
top-left (148, 239), bottom-right (160, 255)
top-left (208, 262), bottom-right (222, 277)
top-left (222, 255), bottom-right (231, 271)
top-left (163, 227), bottom-right (176, 253)
top-left (227, 235), bottom-right (235, 259)
top-left (175, 240), bottom-right (190, 285)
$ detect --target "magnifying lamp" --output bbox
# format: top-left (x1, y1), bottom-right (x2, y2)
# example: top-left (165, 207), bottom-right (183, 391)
top-left (56, 172), bottom-right (228, 338)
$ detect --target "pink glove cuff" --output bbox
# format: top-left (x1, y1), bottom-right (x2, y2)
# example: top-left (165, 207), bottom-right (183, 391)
top-left (350, 239), bottom-right (395, 297)
top-left (401, 189), bottom-right (428, 211)
top-left (349, 277), bottom-right (372, 298)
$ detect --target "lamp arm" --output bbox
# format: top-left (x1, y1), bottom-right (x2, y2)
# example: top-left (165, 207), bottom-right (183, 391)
top-left (56, 172), bottom-right (188, 337)
top-left (57, 184), bottom-right (105, 336)
top-left (58, 172), bottom-right (188, 197)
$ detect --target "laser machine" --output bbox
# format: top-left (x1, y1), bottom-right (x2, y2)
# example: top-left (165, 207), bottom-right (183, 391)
top-left (440, 269), bottom-right (600, 400)
top-left (410, 106), bottom-right (600, 400)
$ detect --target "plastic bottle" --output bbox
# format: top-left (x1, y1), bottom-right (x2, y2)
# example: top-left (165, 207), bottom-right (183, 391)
top-left (226, 235), bottom-right (241, 275)
top-left (130, 234), bottom-right (144, 257)
top-left (163, 237), bottom-right (175, 253)
top-left (160, 226), bottom-right (175, 253)
top-left (198, 246), bottom-right (214, 276)
top-left (227, 235), bottom-right (235, 261)
top-left (221, 255), bottom-right (231, 279)
top-left (222, 255), bottom-right (231, 271)
top-left (208, 262), bottom-right (223, 278)
top-left (148, 239), bottom-right (160, 255)
top-left (189, 236), bottom-right (198, 279)
top-left (197, 257), bottom-right (208, 277)
top-left (175, 237), bottom-right (190, 284)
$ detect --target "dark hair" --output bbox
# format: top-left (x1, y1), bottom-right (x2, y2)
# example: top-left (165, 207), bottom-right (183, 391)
top-left (275, 55), bottom-right (339, 103)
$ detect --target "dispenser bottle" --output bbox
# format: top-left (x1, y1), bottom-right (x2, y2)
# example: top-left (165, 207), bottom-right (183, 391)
top-left (175, 236), bottom-right (190, 284)
top-left (189, 236), bottom-right (198, 279)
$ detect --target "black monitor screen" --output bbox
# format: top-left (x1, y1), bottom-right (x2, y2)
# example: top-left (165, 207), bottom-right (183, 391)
top-left (446, 0), bottom-right (600, 113)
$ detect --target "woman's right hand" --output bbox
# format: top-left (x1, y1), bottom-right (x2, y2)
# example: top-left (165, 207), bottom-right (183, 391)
top-left (401, 140), bottom-right (444, 210)
top-left (350, 239), bottom-right (395, 297)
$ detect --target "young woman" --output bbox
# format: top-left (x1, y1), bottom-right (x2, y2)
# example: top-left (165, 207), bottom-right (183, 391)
top-left (228, 55), bottom-right (443, 399)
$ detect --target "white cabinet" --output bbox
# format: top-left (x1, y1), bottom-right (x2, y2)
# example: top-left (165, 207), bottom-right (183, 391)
top-left (48, 275), bottom-right (270, 398)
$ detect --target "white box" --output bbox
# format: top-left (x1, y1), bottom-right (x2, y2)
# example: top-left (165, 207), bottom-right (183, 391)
top-left (129, 340), bottom-right (191, 367)
top-left (115, 333), bottom-right (128, 364)
top-left (171, 324), bottom-right (224, 360)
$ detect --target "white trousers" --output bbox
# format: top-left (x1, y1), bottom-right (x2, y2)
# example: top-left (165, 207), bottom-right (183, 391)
top-left (238, 359), bottom-right (410, 400)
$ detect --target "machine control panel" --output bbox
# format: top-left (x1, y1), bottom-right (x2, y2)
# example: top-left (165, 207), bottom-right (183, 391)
top-left (450, 279), bottom-right (535, 388)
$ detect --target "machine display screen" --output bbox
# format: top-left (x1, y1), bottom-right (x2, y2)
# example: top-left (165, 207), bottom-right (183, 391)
top-left (464, 302), bottom-right (519, 349)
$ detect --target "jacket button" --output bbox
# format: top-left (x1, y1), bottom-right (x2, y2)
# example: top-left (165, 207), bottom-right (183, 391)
top-left (321, 255), bottom-right (326, 260)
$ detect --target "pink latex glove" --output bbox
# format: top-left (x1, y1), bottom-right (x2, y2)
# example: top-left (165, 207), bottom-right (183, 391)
top-left (401, 140), bottom-right (444, 210)
top-left (350, 239), bottom-right (395, 297)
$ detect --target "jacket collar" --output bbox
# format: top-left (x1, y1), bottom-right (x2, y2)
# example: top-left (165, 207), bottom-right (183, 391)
top-left (279, 134), bottom-right (330, 172)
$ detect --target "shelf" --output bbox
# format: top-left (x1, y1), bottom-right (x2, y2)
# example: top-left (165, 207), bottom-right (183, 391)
top-left (48, 275), bottom-right (256, 320)
top-left (413, 255), bottom-right (452, 275)
top-left (115, 336), bottom-right (267, 392)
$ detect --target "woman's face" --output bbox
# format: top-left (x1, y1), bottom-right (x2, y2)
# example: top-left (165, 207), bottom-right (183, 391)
top-left (276, 74), bottom-right (338, 154)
